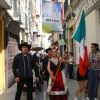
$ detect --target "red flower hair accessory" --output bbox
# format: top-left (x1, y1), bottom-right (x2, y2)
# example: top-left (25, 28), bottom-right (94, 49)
top-left (53, 46), bottom-right (56, 49)
top-left (52, 46), bottom-right (59, 51)
top-left (57, 48), bottom-right (59, 51)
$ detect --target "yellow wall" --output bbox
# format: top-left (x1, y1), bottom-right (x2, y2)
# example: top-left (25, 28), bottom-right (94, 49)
top-left (0, 15), bottom-right (5, 92)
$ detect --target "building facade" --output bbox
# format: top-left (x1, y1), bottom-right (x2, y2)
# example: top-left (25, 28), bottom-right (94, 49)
top-left (64, 0), bottom-right (100, 78)
top-left (0, 0), bottom-right (12, 93)
top-left (0, 0), bottom-right (38, 94)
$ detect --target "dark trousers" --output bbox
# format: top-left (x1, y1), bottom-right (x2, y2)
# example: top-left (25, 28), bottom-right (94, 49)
top-left (68, 64), bottom-right (73, 79)
top-left (88, 70), bottom-right (100, 99)
top-left (36, 80), bottom-right (42, 90)
top-left (15, 77), bottom-right (33, 100)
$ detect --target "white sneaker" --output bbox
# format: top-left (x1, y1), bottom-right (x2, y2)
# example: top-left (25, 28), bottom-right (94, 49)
top-left (94, 98), bottom-right (98, 100)
top-left (86, 97), bottom-right (90, 100)
top-left (73, 96), bottom-right (77, 100)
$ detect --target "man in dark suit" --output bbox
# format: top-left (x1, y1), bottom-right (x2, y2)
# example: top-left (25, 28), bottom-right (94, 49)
top-left (42, 48), bottom-right (52, 83)
top-left (12, 42), bottom-right (39, 100)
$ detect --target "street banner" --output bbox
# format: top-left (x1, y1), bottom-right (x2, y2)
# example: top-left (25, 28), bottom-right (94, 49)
top-left (72, 10), bottom-right (89, 77)
top-left (42, 1), bottom-right (63, 33)
top-left (62, 3), bottom-right (64, 21)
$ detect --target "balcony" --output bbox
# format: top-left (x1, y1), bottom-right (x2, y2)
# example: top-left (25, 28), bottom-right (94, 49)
top-left (0, 0), bottom-right (12, 9)
top-left (12, 0), bottom-right (22, 24)
top-left (13, 17), bottom-right (21, 24)
top-left (64, 0), bottom-right (80, 20)
top-left (71, 0), bottom-right (81, 9)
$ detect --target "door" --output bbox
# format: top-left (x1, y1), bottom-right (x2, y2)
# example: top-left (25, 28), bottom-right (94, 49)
top-left (7, 34), bottom-right (19, 88)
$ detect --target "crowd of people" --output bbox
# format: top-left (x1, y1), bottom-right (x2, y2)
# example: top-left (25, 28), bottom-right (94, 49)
top-left (12, 42), bottom-right (100, 100)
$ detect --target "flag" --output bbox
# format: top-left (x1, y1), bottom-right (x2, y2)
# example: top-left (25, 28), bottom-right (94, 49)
top-left (72, 10), bottom-right (89, 77)
top-left (61, 3), bottom-right (64, 21)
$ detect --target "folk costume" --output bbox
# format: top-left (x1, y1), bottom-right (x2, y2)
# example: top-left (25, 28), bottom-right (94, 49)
top-left (47, 58), bottom-right (68, 100)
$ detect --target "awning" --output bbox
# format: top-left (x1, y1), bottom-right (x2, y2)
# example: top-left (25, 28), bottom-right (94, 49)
top-left (7, 20), bottom-right (20, 36)
top-left (0, 0), bottom-right (11, 9)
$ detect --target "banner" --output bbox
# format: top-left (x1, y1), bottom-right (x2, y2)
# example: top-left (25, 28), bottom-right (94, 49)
top-left (42, 1), bottom-right (63, 33)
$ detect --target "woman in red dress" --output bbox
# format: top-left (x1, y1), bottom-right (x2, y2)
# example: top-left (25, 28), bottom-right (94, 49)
top-left (47, 47), bottom-right (68, 100)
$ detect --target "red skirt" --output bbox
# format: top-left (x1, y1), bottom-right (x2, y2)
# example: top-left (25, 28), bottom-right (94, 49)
top-left (50, 71), bottom-right (68, 100)
top-left (50, 94), bottom-right (68, 100)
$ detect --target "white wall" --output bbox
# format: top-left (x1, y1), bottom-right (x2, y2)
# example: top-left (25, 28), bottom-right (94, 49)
top-left (85, 10), bottom-right (96, 52)
top-left (85, 8), bottom-right (100, 52)
top-left (95, 9), bottom-right (100, 48)
top-left (75, 9), bottom-right (99, 55)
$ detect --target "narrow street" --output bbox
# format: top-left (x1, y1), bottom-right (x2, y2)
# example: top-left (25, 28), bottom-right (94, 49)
top-left (0, 78), bottom-right (82, 100)
top-left (0, 0), bottom-right (100, 100)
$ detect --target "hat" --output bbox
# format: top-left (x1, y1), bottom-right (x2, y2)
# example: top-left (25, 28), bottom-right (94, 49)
top-left (46, 47), bottom-right (52, 53)
top-left (18, 42), bottom-right (31, 51)
top-left (31, 44), bottom-right (43, 51)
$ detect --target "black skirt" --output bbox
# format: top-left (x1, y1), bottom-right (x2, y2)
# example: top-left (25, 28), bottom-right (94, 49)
top-left (77, 69), bottom-right (88, 81)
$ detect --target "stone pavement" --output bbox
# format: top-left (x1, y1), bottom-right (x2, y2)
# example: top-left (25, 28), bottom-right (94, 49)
top-left (1, 78), bottom-right (99, 100)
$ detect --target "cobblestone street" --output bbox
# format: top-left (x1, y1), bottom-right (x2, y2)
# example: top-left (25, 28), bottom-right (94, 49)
top-left (0, 78), bottom-right (81, 100)
top-left (1, 77), bottom-right (100, 100)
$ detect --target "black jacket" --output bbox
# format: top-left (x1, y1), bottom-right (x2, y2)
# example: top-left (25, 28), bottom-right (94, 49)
top-left (33, 53), bottom-right (40, 64)
top-left (42, 55), bottom-right (50, 77)
top-left (12, 53), bottom-right (39, 78)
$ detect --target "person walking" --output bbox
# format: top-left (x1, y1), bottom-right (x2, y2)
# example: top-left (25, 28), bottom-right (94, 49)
top-left (74, 53), bottom-right (88, 100)
top-left (12, 42), bottom-right (39, 100)
top-left (42, 47), bottom-right (52, 83)
top-left (63, 52), bottom-right (69, 77)
top-left (68, 52), bottom-right (74, 79)
top-left (47, 47), bottom-right (69, 100)
top-left (86, 43), bottom-right (100, 100)
top-left (32, 46), bottom-right (43, 92)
